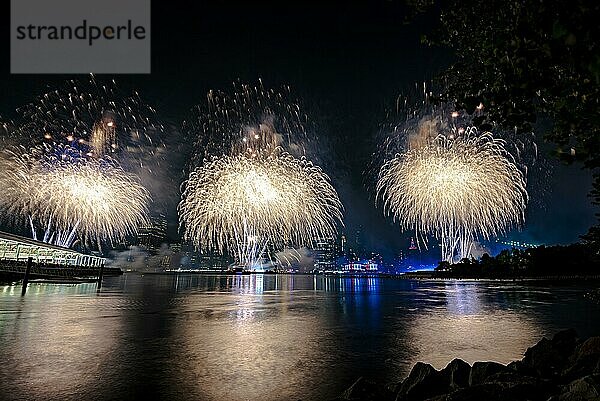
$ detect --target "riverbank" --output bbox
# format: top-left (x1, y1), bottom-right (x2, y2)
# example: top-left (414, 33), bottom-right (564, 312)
top-left (332, 329), bottom-right (600, 401)
top-left (130, 270), bottom-right (600, 281)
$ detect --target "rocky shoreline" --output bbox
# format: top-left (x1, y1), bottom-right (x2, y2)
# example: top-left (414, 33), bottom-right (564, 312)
top-left (332, 329), bottom-right (600, 401)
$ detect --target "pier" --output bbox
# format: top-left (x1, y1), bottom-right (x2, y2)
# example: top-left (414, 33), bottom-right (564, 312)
top-left (0, 231), bottom-right (120, 282)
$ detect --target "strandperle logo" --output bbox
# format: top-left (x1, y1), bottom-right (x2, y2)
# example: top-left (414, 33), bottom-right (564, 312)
top-left (15, 20), bottom-right (147, 47)
top-left (11, 0), bottom-right (150, 74)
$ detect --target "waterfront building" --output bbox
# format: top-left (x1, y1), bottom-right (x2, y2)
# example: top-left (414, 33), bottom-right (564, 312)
top-left (313, 237), bottom-right (336, 271)
top-left (0, 230), bottom-right (105, 267)
top-left (341, 258), bottom-right (379, 272)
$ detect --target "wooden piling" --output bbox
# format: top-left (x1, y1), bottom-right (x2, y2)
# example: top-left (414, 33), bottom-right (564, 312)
top-left (97, 262), bottom-right (105, 290)
top-left (21, 257), bottom-right (33, 296)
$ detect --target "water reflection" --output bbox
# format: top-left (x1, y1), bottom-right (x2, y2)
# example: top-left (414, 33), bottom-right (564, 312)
top-left (401, 281), bottom-right (540, 374)
top-left (0, 283), bottom-right (123, 400)
top-left (0, 275), bottom-right (598, 401)
top-left (172, 293), bottom-right (330, 400)
top-left (444, 282), bottom-right (484, 315)
top-left (140, 273), bottom-right (384, 295)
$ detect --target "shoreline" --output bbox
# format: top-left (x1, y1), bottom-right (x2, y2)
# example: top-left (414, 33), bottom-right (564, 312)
top-left (332, 329), bottom-right (600, 401)
top-left (132, 270), bottom-right (600, 282)
top-left (4, 269), bottom-right (600, 286)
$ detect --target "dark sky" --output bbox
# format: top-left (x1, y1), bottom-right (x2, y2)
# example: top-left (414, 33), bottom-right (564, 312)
top-left (0, 1), bottom-right (597, 257)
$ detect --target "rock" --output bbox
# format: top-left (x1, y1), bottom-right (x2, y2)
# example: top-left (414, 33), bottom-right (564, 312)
top-left (440, 359), bottom-right (471, 390)
top-left (339, 331), bottom-right (600, 401)
top-left (396, 362), bottom-right (449, 401)
top-left (553, 374), bottom-right (600, 401)
top-left (483, 371), bottom-right (556, 401)
top-left (444, 383), bottom-right (506, 401)
top-left (523, 337), bottom-right (555, 376)
top-left (507, 360), bottom-right (538, 377)
top-left (339, 377), bottom-right (395, 401)
top-left (522, 329), bottom-right (580, 379)
top-left (563, 337), bottom-right (600, 381)
top-left (574, 337), bottom-right (600, 360)
top-left (469, 361), bottom-right (509, 386)
top-left (553, 329), bottom-right (581, 352)
top-left (423, 395), bottom-right (448, 401)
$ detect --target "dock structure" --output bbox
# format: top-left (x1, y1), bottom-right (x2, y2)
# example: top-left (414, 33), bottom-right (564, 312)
top-left (0, 230), bottom-right (105, 267)
top-left (0, 231), bottom-right (119, 282)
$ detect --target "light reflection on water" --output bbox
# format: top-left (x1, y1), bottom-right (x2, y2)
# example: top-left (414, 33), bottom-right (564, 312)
top-left (1, 274), bottom-right (599, 401)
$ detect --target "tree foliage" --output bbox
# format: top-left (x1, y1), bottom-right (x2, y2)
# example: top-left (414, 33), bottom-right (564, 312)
top-left (435, 244), bottom-right (599, 278)
top-left (415, 0), bottom-right (600, 243)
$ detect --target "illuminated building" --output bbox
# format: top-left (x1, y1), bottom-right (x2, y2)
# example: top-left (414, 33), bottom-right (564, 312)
top-left (313, 237), bottom-right (335, 271)
top-left (137, 213), bottom-right (167, 251)
top-left (406, 237), bottom-right (422, 268)
top-left (342, 258), bottom-right (379, 272)
top-left (0, 230), bottom-right (105, 267)
top-left (349, 226), bottom-right (365, 258)
top-left (195, 250), bottom-right (229, 270)
top-left (176, 242), bottom-right (229, 270)
top-left (339, 234), bottom-right (347, 256)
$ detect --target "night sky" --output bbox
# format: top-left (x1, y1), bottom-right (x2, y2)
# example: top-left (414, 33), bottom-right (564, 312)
top-left (0, 1), bottom-right (597, 258)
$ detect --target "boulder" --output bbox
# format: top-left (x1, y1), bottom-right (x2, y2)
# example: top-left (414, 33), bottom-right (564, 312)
top-left (337, 331), bottom-right (600, 401)
top-left (469, 361), bottom-right (509, 386)
top-left (553, 329), bottom-right (581, 352)
top-left (444, 383), bottom-right (506, 401)
top-left (522, 329), bottom-right (580, 378)
top-left (507, 360), bottom-right (538, 377)
top-left (440, 359), bottom-right (471, 390)
top-left (563, 336), bottom-right (600, 381)
top-left (523, 337), bottom-right (555, 376)
top-left (552, 374), bottom-right (600, 401)
top-left (483, 371), bottom-right (557, 401)
top-left (423, 395), bottom-right (448, 401)
top-left (338, 377), bottom-right (395, 401)
top-left (396, 362), bottom-right (449, 401)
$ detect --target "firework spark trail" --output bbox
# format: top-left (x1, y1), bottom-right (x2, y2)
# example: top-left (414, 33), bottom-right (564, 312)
top-left (377, 127), bottom-right (528, 262)
top-left (185, 81), bottom-right (312, 166)
top-left (181, 82), bottom-right (340, 268)
top-left (7, 76), bottom-right (177, 211)
top-left (17, 76), bottom-right (163, 152)
top-left (179, 149), bottom-right (343, 268)
top-left (371, 82), bottom-right (541, 186)
top-left (0, 144), bottom-right (150, 248)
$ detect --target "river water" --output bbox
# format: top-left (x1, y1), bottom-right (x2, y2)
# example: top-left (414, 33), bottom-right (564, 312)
top-left (1, 274), bottom-right (599, 401)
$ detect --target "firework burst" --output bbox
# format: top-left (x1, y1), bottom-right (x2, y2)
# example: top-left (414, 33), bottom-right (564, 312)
top-left (179, 149), bottom-right (342, 268)
top-left (16, 76), bottom-right (163, 153)
top-left (181, 82), bottom-right (341, 268)
top-left (9, 76), bottom-right (177, 210)
top-left (0, 144), bottom-right (150, 248)
top-left (0, 77), bottom-right (183, 249)
top-left (371, 82), bottom-right (541, 181)
top-left (185, 80), bottom-right (313, 165)
top-left (377, 127), bottom-right (528, 262)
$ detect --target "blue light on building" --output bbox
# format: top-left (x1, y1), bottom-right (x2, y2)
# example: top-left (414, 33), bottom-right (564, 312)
top-left (341, 258), bottom-right (379, 272)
